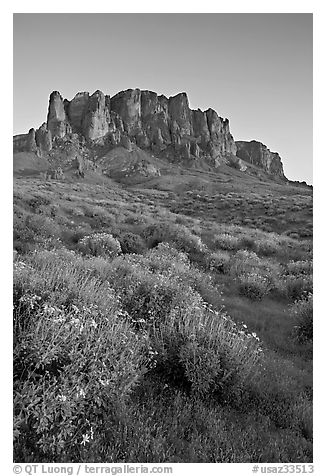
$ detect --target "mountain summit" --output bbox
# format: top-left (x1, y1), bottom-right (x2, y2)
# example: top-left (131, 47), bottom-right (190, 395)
top-left (13, 88), bottom-right (286, 180)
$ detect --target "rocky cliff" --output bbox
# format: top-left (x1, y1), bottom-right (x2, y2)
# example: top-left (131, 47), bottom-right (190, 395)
top-left (13, 88), bottom-right (286, 179)
top-left (236, 141), bottom-right (285, 178)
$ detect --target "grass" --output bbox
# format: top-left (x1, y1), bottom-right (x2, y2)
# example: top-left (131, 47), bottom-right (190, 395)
top-left (13, 176), bottom-right (313, 463)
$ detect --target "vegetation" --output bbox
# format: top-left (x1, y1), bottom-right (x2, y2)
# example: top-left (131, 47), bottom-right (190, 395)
top-left (13, 176), bottom-right (313, 463)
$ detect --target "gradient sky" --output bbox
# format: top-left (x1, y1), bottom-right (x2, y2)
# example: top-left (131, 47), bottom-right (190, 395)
top-left (13, 13), bottom-right (312, 183)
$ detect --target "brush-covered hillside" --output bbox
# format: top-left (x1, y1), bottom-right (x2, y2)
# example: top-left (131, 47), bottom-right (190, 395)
top-left (13, 173), bottom-right (312, 463)
top-left (13, 88), bottom-right (312, 463)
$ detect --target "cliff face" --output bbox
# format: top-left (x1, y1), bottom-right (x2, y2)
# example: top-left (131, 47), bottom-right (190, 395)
top-left (13, 126), bottom-right (52, 155)
top-left (46, 91), bottom-right (71, 139)
top-left (13, 129), bottom-right (38, 154)
top-left (236, 141), bottom-right (285, 178)
top-left (13, 88), bottom-right (286, 179)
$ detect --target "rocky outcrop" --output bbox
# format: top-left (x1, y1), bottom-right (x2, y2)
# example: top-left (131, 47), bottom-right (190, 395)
top-left (120, 135), bottom-right (132, 151)
top-left (13, 129), bottom-right (38, 153)
top-left (110, 89), bottom-right (142, 136)
top-left (192, 109), bottom-right (210, 145)
top-left (14, 124), bottom-right (52, 156)
top-left (13, 87), bottom-right (287, 179)
top-left (68, 92), bottom-right (90, 131)
top-left (45, 88), bottom-right (238, 164)
top-left (141, 91), bottom-right (171, 146)
top-left (236, 141), bottom-right (285, 178)
top-left (82, 90), bottom-right (110, 141)
top-left (35, 123), bottom-right (52, 153)
top-left (168, 92), bottom-right (193, 139)
top-left (46, 91), bottom-right (71, 138)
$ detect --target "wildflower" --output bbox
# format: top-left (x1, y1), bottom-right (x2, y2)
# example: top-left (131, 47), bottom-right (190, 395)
top-left (58, 394), bottom-right (67, 403)
top-left (76, 387), bottom-right (86, 398)
top-left (81, 433), bottom-right (90, 446)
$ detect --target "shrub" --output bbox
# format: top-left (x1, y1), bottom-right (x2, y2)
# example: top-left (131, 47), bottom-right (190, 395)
top-left (14, 290), bottom-right (149, 462)
top-left (205, 251), bottom-right (231, 274)
top-left (283, 275), bottom-right (313, 301)
top-left (150, 300), bottom-right (263, 400)
top-left (14, 214), bottom-right (36, 253)
top-left (27, 195), bottom-right (51, 212)
top-left (238, 273), bottom-right (271, 300)
top-left (13, 250), bottom-right (158, 461)
top-left (78, 233), bottom-right (121, 258)
top-left (13, 212), bottom-right (62, 254)
top-left (239, 236), bottom-right (256, 250)
top-left (14, 250), bottom-right (119, 315)
top-left (106, 244), bottom-right (216, 324)
top-left (26, 215), bottom-right (61, 238)
top-left (229, 250), bottom-right (261, 277)
top-left (289, 293), bottom-right (313, 343)
top-left (14, 213), bottom-right (61, 244)
top-left (60, 227), bottom-right (90, 247)
top-left (213, 233), bottom-right (240, 251)
top-left (119, 232), bottom-right (147, 254)
top-left (142, 222), bottom-right (207, 257)
top-left (254, 238), bottom-right (281, 256)
top-left (285, 260), bottom-right (313, 276)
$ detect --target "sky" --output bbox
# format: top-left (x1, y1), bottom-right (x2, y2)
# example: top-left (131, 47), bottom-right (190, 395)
top-left (13, 13), bottom-right (312, 183)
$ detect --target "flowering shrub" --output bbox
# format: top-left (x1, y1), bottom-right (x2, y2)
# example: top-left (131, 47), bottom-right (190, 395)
top-left (238, 273), bottom-right (271, 300)
top-left (283, 274), bottom-right (313, 301)
top-left (229, 250), bottom-right (261, 277)
top-left (25, 214), bottom-right (61, 239)
top-left (14, 212), bottom-right (62, 254)
top-left (13, 254), bottom-right (150, 461)
top-left (285, 260), bottom-right (313, 276)
top-left (14, 302), bottom-right (149, 461)
top-left (142, 222), bottom-right (207, 257)
top-left (213, 233), bottom-right (241, 251)
top-left (254, 238), bottom-right (281, 256)
top-left (78, 233), bottom-right (121, 258)
top-left (151, 298), bottom-right (263, 399)
top-left (14, 250), bottom-right (119, 314)
top-left (108, 244), bottom-right (219, 317)
top-left (289, 293), bottom-right (313, 343)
